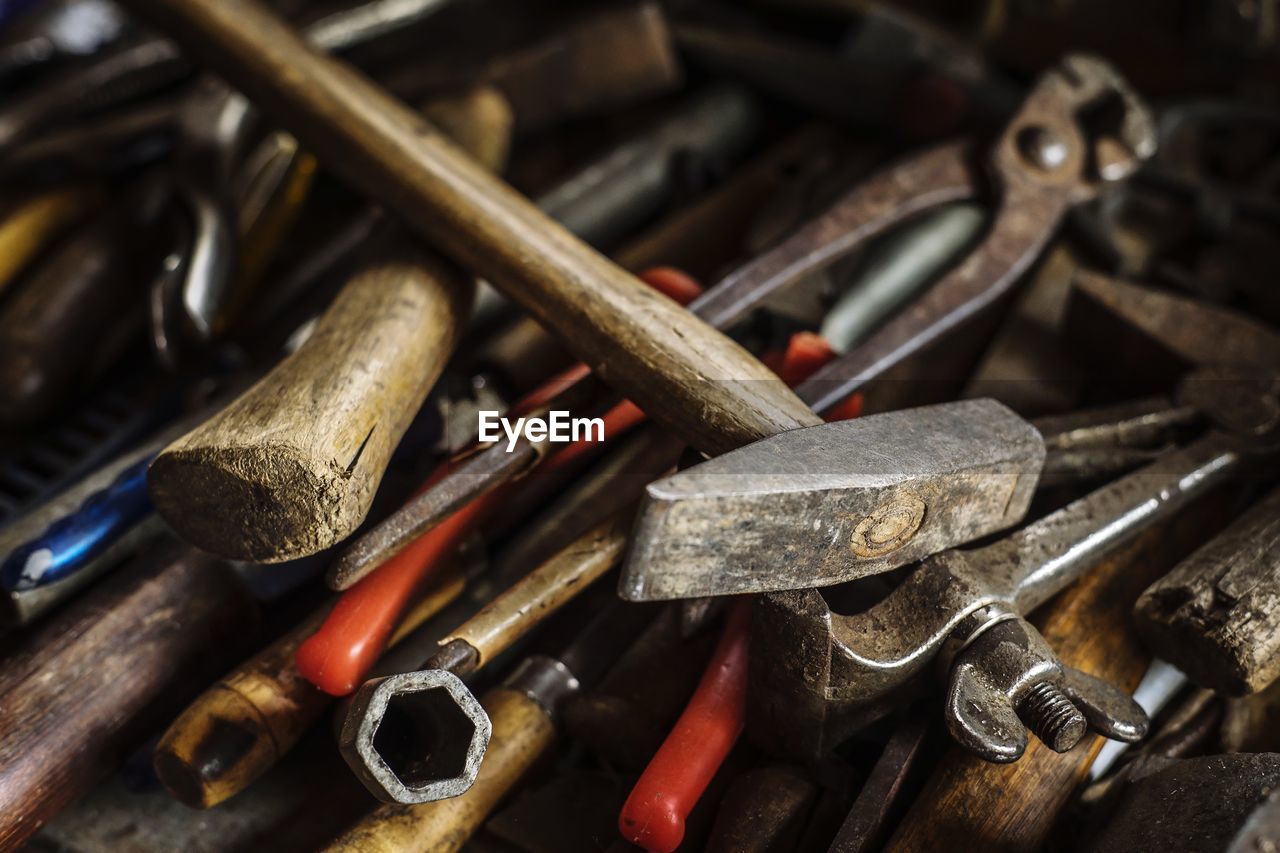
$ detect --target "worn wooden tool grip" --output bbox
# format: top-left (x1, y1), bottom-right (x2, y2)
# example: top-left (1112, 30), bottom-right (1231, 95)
top-left (118, 0), bottom-right (820, 456)
top-left (324, 687), bottom-right (554, 853)
top-left (147, 87), bottom-right (505, 563)
top-left (885, 497), bottom-right (1231, 852)
top-left (149, 247), bottom-right (472, 561)
top-left (0, 545), bottom-right (257, 850)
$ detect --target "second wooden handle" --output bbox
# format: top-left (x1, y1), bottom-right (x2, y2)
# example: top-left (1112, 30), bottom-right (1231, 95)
top-left (149, 248), bottom-right (472, 561)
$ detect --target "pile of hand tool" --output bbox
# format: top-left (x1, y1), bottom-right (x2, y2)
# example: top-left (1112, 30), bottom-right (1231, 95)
top-left (3, 0), bottom-right (1280, 851)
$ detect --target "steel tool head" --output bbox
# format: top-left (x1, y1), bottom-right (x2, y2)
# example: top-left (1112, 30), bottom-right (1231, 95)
top-left (619, 399), bottom-right (1045, 600)
top-left (338, 669), bottom-right (491, 804)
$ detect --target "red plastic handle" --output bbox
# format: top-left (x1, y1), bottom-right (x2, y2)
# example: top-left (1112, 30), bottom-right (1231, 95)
top-left (619, 599), bottom-right (751, 853)
top-left (295, 268), bottom-right (700, 695)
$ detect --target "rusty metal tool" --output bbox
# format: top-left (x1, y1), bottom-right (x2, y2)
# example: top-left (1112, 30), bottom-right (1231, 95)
top-left (324, 600), bottom-right (653, 852)
top-left (1135, 484), bottom-right (1280, 695)
top-left (338, 512), bottom-right (633, 802)
top-left (884, 494), bottom-right (1236, 852)
top-left (620, 398), bottom-right (1045, 600)
top-left (685, 54), bottom-right (1153, 354)
top-left (750, 274), bottom-right (1280, 762)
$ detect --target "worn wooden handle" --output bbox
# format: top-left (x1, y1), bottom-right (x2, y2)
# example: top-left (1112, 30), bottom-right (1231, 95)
top-left (0, 544), bottom-right (258, 850)
top-left (146, 87), bottom-right (510, 562)
top-left (117, 0), bottom-right (819, 456)
top-left (149, 246), bottom-right (472, 561)
top-left (323, 686), bottom-right (554, 853)
top-left (447, 513), bottom-right (630, 667)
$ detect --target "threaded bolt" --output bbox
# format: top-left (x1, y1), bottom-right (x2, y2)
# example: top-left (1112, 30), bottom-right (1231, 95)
top-left (1018, 682), bottom-right (1087, 752)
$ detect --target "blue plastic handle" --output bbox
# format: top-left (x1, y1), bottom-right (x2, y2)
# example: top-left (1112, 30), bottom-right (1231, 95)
top-left (2, 455), bottom-right (155, 591)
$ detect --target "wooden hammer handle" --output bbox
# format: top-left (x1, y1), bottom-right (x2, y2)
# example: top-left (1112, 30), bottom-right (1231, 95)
top-left (118, 0), bottom-right (820, 456)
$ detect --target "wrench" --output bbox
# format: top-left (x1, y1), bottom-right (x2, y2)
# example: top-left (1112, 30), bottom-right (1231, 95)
top-left (750, 274), bottom-right (1280, 762)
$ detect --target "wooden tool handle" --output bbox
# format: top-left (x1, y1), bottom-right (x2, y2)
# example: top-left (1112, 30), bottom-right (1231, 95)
top-left (0, 544), bottom-right (258, 850)
top-left (446, 513), bottom-right (631, 668)
top-left (885, 496), bottom-right (1233, 852)
top-left (153, 566), bottom-right (464, 808)
top-left (147, 87), bottom-right (510, 563)
top-left (0, 182), bottom-right (163, 428)
top-left (323, 686), bottom-right (554, 853)
top-left (118, 0), bottom-right (820, 456)
top-left (149, 244), bottom-right (472, 561)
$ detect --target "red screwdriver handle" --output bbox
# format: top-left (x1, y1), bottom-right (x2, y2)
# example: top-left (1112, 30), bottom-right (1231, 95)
top-left (619, 599), bottom-right (751, 853)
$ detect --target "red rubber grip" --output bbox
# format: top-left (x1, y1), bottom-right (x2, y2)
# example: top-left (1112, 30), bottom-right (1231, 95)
top-left (296, 486), bottom-right (496, 695)
top-left (619, 599), bottom-right (751, 853)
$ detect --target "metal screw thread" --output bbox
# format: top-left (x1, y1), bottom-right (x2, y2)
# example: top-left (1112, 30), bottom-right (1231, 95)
top-left (1018, 682), bottom-right (1088, 752)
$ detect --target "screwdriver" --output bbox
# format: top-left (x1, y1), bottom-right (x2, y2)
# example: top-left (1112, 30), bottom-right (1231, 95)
top-left (619, 598), bottom-right (751, 853)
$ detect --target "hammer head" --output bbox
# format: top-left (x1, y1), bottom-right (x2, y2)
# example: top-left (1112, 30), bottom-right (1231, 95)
top-left (619, 399), bottom-right (1045, 600)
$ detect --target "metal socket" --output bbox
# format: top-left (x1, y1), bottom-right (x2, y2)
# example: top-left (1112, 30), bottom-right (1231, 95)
top-left (339, 669), bottom-right (491, 804)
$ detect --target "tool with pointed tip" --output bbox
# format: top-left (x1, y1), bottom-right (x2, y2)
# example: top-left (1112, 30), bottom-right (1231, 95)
top-left (750, 274), bottom-right (1280, 763)
top-left (620, 398), bottom-right (1045, 600)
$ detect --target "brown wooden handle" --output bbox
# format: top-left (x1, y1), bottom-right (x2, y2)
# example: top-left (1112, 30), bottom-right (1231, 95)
top-left (146, 88), bottom-right (510, 563)
top-left (323, 686), bottom-right (554, 853)
top-left (886, 495), bottom-right (1234, 852)
top-left (116, 0), bottom-right (819, 456)
top-left (148, 244), bottom-right (472, 561)
top-left (0, 544), bottom-right (258, 850)
top-left (153, 565), bottom-right (465, 809)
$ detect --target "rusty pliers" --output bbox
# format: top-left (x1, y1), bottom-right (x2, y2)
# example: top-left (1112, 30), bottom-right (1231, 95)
top-left (689, 53), bottom-right (1155, 411)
